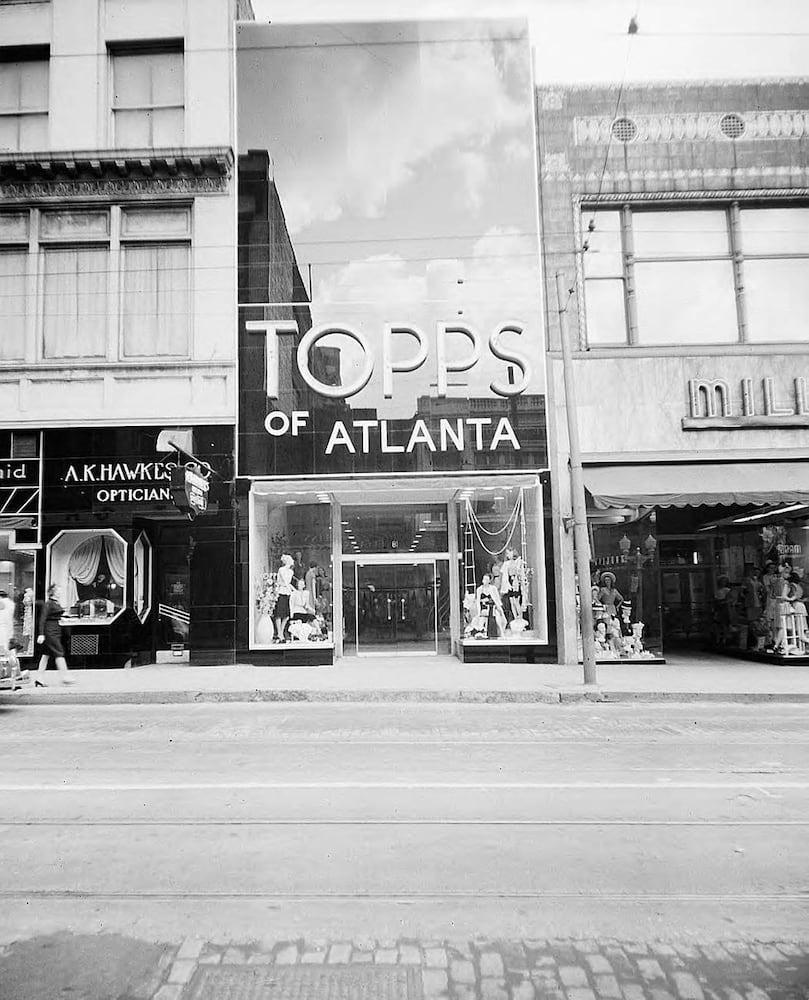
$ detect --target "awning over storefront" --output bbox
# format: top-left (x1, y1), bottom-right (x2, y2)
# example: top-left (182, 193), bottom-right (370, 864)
top-left (584, 461), bottom-right (809, 510)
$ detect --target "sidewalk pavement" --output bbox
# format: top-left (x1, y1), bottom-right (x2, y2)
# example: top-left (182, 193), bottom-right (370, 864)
top-left (6, 651), bottom-right (809, 705)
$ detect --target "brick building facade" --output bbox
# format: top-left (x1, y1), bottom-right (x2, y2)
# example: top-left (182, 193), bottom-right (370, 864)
top-left (538, 79), bottom-right (809, 664)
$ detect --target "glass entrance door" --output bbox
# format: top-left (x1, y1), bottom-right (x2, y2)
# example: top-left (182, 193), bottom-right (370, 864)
top-left (355, 560), bottom-right (437, 656)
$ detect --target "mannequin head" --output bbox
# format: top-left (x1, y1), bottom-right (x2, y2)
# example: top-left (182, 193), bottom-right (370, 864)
top-left (481, 574), bottom-right (491, 587)
top-left (600, 571), bottom-right (616, 591)
top-left (281, 554), bottom-right (294, 568)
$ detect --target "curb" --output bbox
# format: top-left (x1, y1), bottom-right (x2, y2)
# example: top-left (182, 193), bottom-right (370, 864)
top-left (4, 688), bottom-right (809, 706)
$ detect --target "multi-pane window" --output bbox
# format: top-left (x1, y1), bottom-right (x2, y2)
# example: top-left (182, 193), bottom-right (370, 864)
top-left (0, 205), bottom-right (191, 362)
top-left (121, 207), bottom-right (191, 357)
top-left (41, 210), bottom-right (109, 359)
top-left (111, 46), bottom-right (184, 147)
top-left (0, 50), bottom-right (49, 152)
top-left (0, 212), bottom-right (27, 360)
top-left (582, 204), bottom-right (809, 347)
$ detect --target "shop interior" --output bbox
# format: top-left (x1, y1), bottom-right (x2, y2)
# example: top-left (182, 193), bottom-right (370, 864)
top-left (589, 501), bottom-right (809, 663)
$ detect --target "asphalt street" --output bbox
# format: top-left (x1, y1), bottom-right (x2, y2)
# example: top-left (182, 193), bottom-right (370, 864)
top-left (0, 700), bottom-right (806, 949)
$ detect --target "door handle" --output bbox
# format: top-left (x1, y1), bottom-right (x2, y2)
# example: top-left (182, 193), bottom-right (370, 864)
top-left (400, 596), bottom-right (406, 621)
top-left (386, 595), bottom-right (392, 621)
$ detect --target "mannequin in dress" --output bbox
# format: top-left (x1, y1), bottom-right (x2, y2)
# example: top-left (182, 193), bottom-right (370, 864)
top-left (274, 554), bottom-right (295, 643)
top-left (476, 574), bottom-right (506, 638)
top-left (499, 547), bottom-right (524, 624)
top-left (598, 572), bottom-right (623, 618)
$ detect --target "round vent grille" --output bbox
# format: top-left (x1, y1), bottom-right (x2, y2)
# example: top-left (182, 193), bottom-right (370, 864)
top-left (611, 117), bottom-right (638, 142)
top-left (719, 112), bottom-right (746, 139)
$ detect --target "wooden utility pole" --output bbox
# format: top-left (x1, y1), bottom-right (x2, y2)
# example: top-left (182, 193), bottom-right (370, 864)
top-left (555, 273), bottom-right (597, 685)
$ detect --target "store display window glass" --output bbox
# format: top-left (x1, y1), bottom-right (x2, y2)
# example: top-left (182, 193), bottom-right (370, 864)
top-left (668, 503), bottom-right (809, 660)
top-left (588, 511), bottom-right (662, 659)
top-left (457, 482), bottom-right (546, 644)
top-left (46, 529), bottom-right (126, 624)
top-left (133, 532), bottom-right (152, 622)
top-left (0, 532), bottom-right (36, 656)
top-left (250, 489), bottom-right (333, 647)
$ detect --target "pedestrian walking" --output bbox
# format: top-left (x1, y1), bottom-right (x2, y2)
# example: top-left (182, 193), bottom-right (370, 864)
top-left (35, 584), bottom-right (73, 686)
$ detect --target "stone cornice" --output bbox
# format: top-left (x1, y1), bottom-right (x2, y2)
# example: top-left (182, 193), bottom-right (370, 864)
top-left (0, 146), bottom-right (233, 201)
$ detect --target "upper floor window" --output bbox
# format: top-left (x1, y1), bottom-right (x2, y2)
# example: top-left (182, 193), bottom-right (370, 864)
top-left (0, 48), bottom-right (49, 152)
top-left (111, 43), bottom-right (184, 148)
top-left (0, 204), bottom-right (191, 363)
top-left (581, 204), bottom-right (809, 348)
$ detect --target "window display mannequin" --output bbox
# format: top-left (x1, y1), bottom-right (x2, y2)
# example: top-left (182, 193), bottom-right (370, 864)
top-left (499, 547), bottom-right (524, 623)
top-left (594, 620), bottom-right (612, 655)
top-left (475, 574), bottom-right (507, 638)
top-left (305, 561), bottom-right (319, 607)
top-left (290, 577), bottom-right (316, 624)
top-left (713, 575), bottom-right (732, 647)
top-left (273, 554), bottom-right (295, 643)
top-left (618, 600), bottom-right (633, 637)
top-left (769, 564), bottom-right (792, 654)
top-left (22, 588), bottom-right (34, 656)
top-left (788, 572), bottom-right (808, 649)
top-left (597, 572), bottom-right (623, 617)
top-left (739, 564), bottom-right (765, 647)
top-left (0, 590), bottom-right (14, 653)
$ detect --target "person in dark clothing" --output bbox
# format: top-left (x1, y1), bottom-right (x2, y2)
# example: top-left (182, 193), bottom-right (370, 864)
top-left (35, 584), bottom-right (73, 686)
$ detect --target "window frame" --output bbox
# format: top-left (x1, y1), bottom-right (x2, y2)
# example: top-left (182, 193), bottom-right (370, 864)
top-left (579, 200), bottom-right (809, 350)
top-left (0, 202), bottom-right (193, 364)
top-left (108, 40), bottom-right (185, 149)
top-left (0, 46), bottom-right (49, 153)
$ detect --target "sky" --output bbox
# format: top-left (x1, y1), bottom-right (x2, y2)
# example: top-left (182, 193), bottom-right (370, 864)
top-left (249, 0), bottom-right (809, 84)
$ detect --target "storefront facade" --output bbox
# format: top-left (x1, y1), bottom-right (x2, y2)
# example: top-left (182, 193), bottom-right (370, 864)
top-left (234, 19), bottom-right (556, 663)
top-left (539, 79), bottom-right (809, 664)
top-left (4, 426), bottom-right (235, 667)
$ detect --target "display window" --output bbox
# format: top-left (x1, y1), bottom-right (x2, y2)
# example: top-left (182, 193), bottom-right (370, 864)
top-left (0, 531), bottom-right (37, 656)
top-left (46, 529), bottom-right (126, 624)
top-left (133, 532), bottom-right (152, 623)
top-left (457, 482), bottom-right (547, 647)
top-left (588, 511), bottom-right (663, 660)
top-left (659, 503), bottom-right (809, 660)
top-left (250, 488), bottom-right (333, 648)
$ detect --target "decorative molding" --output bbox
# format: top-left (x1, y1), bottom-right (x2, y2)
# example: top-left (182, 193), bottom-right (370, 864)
top-left (0, 146), bottom-right (233, 201)
top-left (574, 109), bottom-right (809, 145)
top-left (539, 76), bottom-right (809, 93)
top-left (1, 175), bottom-right (227, 202)
top-left (572, 186), bottom-right (809, 204)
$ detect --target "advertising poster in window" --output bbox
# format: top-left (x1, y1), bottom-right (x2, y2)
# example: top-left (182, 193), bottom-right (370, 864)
top-left (236, 19), bottom-right (547, 479)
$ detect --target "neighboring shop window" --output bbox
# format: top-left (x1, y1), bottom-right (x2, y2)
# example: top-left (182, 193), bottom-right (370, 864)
top-left (458, 483), bottom-right (544, 643)
top-left (0, 48), bottom-right (49, 152)
top-left (133, 532), bottom-right (152, 622)
top-left (0, 205), bottom-right (192, 362)
top-left (689, 506), bottom-right (809, 658)
top-left (46, 529), bottom-right (126, 623)
top-left (588, 512), bottom-right (662, 659)
top-left (251, 490), bottom-right (333, 647)
top-left (582, 204), bottom-right (809, 347)
top-left (111, 45), bottom-right (184, 147)
top-left (0, 532), bottom-right (36, 656)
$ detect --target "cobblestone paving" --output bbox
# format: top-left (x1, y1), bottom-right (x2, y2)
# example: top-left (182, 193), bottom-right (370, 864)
top-left (145, 937), bottom-right (809, 1000)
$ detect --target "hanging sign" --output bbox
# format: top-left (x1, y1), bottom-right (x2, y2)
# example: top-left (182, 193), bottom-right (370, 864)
top-left (170, 466), bottom-right (209, 517)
